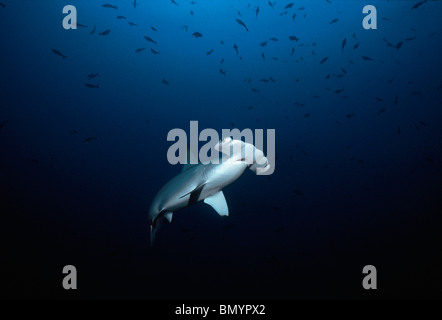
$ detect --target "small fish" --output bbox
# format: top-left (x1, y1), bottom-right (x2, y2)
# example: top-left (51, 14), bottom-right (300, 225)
top-left (394, 95), bottom-right (398, 105)
top-left (151, 48), bottom-right (160, 55)
top-left (290, 48), bottom-right (295, 56)
top-left (341, 38), bottom-right (347, 51)
top-left (90, 24), bottom-right (96, 35)
top-left (346, 113), bottom-right (355, 119)
top-left (261, 53), bottom-right (265, 60)
top-left (128, 22), bottom-right (138, 27)
top-left (75, 23), bottom-right (88, 28)
top-left (256, 6), bottom-right (259, 17)
top-left (233, 44), bottom-right (239, 55)
top-left (206, 49), bottom-right (214, 55)
top-left (0, 3), bottom-right (5, 8)
top-left (411, 1), bottom-right (426, 9)
top-left (377, 108), bottom-right (386, 116)
top-left (268, 1), bottom-right (274, 9)
top-left (396, 41), bottom-right (403, 49)
top-left (190, 10), bottom-right (194, 15)
top-left (361, 56), bottom-right (373, 61)
top-left (285, 3), bottom-right (294, 9)
top-left (353, 43), bottom-right (359, 49)
top-left (84, 84), bottom-right (99, 88)
top-left (192, 31), bottom-right (203, 38)
top-left (289, 36), bottom-right (299, 41)
top-left (405, 37), bottom-right (416, 41)
top-left (280, 11), bottom-right (288, 16)
top-left (102, 4), bottom-right (117, 9)
top-left (335, 88), bottom-right (344, 94)
top-left (0, 120), bottom-right (8, 130)
top-left (117, 16), bottom-right (126, 19)
top-left (219, 68), bottom-right (226, 76)
top-left (83, 137), bottom-right (98, 142)
top-left (375, 97), bottom-right (383, 102)
top-left (99, 29), bottom-right (111, 36)
top-left (304, 113), bottom-right (311, 118)
top-left (151, 26), bottom-right (157, 31)
top-left (220, 58), bottom-right (224, 64)
top-left (292, 13), bottom-right (296, 21)
top-left (269, 37), bottom-right (279, 41)
top-left (144, 36), bottom-right (157, 44)
top-left (171, 0), bottom-right (179, 6)
top-left (87, 73), bottom-right (99, 80)
top-left (135, 47), bottom-right (146, 53)
top-left (235, 19), bottom-right (249, 31)
top-left (51, 49), bottom-right (66, 59)
top-left (260, 41), bottom-right (268, 47)
top-left (260, 79), bottom-right (269, 83)
top-left (320, 57), bottom-right (328, 64)
top-left (162, 79), bottom-right (170, 86)
top-left (269, 77), bottom-right (276, 83)
top-left (182, 25), bottom-right (188, 32)
top-left (329, 18), bottom-right (338, 24)
top-left (251, 88), bottom-right (260, 92)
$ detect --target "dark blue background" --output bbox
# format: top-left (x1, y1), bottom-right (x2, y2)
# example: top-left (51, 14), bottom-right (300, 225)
top-left (0, 0), bottom-right (441, 299)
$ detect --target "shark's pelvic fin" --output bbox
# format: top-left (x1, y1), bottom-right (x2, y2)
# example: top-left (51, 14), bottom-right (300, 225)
top-left (204, 191), bottom-right (229, 216)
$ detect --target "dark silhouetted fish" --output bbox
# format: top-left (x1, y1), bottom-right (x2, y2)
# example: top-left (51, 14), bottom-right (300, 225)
top-left (290, 48), bottom-right (295, 55)
top-left (151, 26), bottom-right (157, 31)
top-left (268, 1), bottom-right (274, 8)
top-left (280, 11), bottom-right (288, 16)
top-left (353, 43), bottom-right (359, 49)
top-left (233, 44), bottom-right (239, 55)
top-left (361, 56), bottom-right (373, 61)
top-left (393, 95), bottom-right (398, 105)
top-left (206, 49), bottom-right (214, 55)
top-left (304, 113), bottom-right (311, 118)
top-left (219, 68), bottom-right (226, 76)
top-left (151, 48), bottom-right (160, 55)
top-left (269, 37), bottom-right (279, 41)
top-left (144, 36), bottom-right (157, 44)
top-left (329, 18), bottom-right (338, 24)
top-left (320, 57), bottom-right (328, 64)
top-left (375, 97), bottom-right (382, 102)
top-left (346, 113), bottom-right (355, 118)
top-left (342, 38), bottom-right (347, 51)
top-left (292, 13), bottom-right (296, 21)
top-left (260, 41), bottom-right (268, 47)
top-left (251, 88), bottom-right (260, 92)
top-left (84, 84), bottom-right (99, 88)
top-left (99, 29), bottom-right (111, 36)
top-left (335, 88), bottom-right (344, 94)
top-left (235, 19), bottom-right (249, 31)
top-left (102, 4), bottom-right (117, 9)
top-left (289, 36), bottom-right (299, 41)
top-left (412, 1), bottom-right (426, 9)
top-left (128, 22), bottom-right (138, 27)
top-left (192, 31), bottom-right (203, 38)
top-left (0, 3), bottom-right (5, 8)
top-left (405, 36), bottom-right (416, 41)
top-left (83, 137), bottom-right (97, 143)
top-left (262, 53), bottom-right (265, 60)
top-left (256, 6), bottom-right (259, 17)
top-left (0, 120), bottom-right (8, 130)
top-left (117, 16), bottom-right (126, 19)
top-left (87, 73), bottom-right (99, 80)
top-left (135, 47), bottom-right (146, 53)
top-left (162, 79), bottom-right (170, 85)
top-left (220, 58), bottom-right (224, 64)
top-left (171, 0), bottom-right (179, 6)
top-left (377, 108), bottom-right (386, 116)
top-left (90, 24), bottom-right (96, 35)
top-left (51, 49), bottom-right (66, 59)
top-left (285, 3), bottom-right (294, 9)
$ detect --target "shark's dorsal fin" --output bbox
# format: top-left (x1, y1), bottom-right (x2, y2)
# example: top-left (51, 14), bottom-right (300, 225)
top-left (182, 149), bottom-right (199, 172)
top-left (204, 191), bottom-right (229, 216)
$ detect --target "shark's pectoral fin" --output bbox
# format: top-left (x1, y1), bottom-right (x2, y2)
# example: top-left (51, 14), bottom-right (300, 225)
top-left (204, 191), bottom-right (229, 216)
top-left (163, 211), bottom-right (173, 223)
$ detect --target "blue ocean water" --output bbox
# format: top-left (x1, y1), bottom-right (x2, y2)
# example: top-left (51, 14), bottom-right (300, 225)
top-left (0, 0), bottom-right (441, 299)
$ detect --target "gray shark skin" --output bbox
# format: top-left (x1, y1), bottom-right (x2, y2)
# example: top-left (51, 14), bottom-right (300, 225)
top-left (148, 138), bottom-right (271, 245)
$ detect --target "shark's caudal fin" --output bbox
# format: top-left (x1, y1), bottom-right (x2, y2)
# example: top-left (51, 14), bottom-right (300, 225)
top-left (204, 191), bottom-right (229, 216)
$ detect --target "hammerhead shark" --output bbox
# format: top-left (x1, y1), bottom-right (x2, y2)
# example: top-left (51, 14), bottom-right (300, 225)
top-left (148, 137), bottom-right (271, 245)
